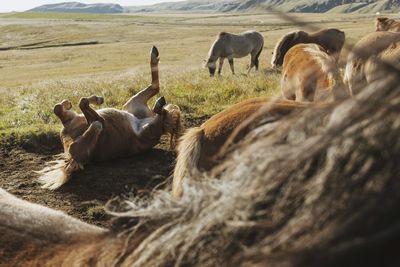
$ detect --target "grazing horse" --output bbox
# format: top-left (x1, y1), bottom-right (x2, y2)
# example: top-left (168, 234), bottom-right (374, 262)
top-left (37, 46), bottom-right (182, 190)
top-left (344, 31), bottom-right (400, 96)
top-left (172, 98), bottom-right (307, 198)
top-left (271, 28), bottom-right (345, 68)
top-left (281, 43), bottom-right (345, 102)
top-left (205, 31), bottom-right (264, 76)
top-left (375, 17), bottom-right (400, 32)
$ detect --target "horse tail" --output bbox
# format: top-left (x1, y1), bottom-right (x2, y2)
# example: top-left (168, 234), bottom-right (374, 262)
top-left (172, 127), bottom-right (204, 198)
top-left (163, 104), bottom-right (183, 149)
top-left (36, 158), bottom-right (80, 190)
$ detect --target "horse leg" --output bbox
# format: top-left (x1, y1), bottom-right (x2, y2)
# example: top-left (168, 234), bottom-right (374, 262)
top-left (136, 110), bottom-right (166, 151)
top-left (254, 54), bottom-right (260, 71)
top-left (228, 56), bottom-right (235, 75)
top-left (123, 46), bottom-right (160, 119)
top-left (68, 121), bottom-right (103, 165)
top-left (79, 96), bottom-right (105, 125)
top-left (54, 100), bottom-right (77, 125)
top-left (248, 55), bottom-right (256, 74)
top-left (218, 57), bottom-right (225, 76)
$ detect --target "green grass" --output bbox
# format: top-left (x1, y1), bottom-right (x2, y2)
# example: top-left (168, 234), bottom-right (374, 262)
top-left (0, 12), bottom-right (377, 147)
top-left (0, 70), bottom-right (280, 146)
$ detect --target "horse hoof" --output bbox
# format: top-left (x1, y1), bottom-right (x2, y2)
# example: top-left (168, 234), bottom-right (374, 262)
top-left (153, 96), bottom-right (166, 115)
top-left (61, 100), bottom-right (72, 110)
top-left (97, 97), bottom-right (104, 105)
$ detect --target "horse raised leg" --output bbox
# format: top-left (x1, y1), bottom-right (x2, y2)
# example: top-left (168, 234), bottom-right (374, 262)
top-left (79, 96), bottom-right (105, 125)
top-left (123, 46), bottom-right (160, 119)
top-left (218, 57), bottom-right (225, 76)
top-left (54, 99), bottom-right (76, 125)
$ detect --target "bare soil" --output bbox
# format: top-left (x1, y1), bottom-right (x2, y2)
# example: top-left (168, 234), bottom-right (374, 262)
top-left (0, 115), bottom-right (211, 229)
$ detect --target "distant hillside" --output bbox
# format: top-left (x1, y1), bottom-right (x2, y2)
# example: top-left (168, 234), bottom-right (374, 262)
top-left (28, 2), bottom-right (124, 14)
top-left (126, 0), bottom-right (400, 13)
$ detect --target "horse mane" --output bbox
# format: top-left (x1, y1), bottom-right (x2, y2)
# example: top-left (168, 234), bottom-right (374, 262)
top-left (271, 31), bottom-right (306, 67)
top-left (107, 73), bottom-right (400, 266)
top-left (302, 43), bottom-right (336, 73)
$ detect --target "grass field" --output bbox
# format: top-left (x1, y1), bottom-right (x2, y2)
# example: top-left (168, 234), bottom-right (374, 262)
top-left (0, 11), bottom-right (394, 226)
top-left (0, 11), bottom-right (385, 145)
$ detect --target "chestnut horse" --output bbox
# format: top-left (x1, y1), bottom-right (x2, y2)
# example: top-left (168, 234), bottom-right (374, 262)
top-left (172, 98), bottom-right (308, 198)
top-left (281, 43), bottom-right (345, 102)
top-left (344, 31), bottom-right (400, 96)
top-left (37, 46), bottom-right (182, 190)
top-left (271, 28), bottom-right (345, 68)
top-left (375, 17), bottom-right (400, 32)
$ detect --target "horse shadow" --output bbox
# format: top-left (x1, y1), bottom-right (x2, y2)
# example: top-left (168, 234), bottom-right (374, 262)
top-left (57, 147), bottom-right (175, 202)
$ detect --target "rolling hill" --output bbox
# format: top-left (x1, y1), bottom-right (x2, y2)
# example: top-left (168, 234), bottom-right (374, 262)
top-left (28, 2), bottom-right (124, 13)
top-left (125, 0), bottom-right (400, 13)
top-left (28, 0), bottom-right (400, 14)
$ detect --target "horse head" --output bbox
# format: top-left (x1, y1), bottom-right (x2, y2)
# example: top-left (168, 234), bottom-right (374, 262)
top-left (271, 31), bottom-right (308, 68)
top-left (375, 17), bottom-right (392, 31)
top-left (204, 58), bottom-right (217, 77)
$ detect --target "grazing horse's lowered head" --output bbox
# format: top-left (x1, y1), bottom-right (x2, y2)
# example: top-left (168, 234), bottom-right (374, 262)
top-left (36, 46), bottom-right (182, 190)
top-left (205, 31), bottom-right (264, 77)
top-left (271, 28), bottom-right (345, 68)
top-left (375, 17), bottom-right (400, 32)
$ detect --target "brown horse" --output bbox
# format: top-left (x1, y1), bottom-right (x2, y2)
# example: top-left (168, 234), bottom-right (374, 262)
top-left (344, 31), bottom-right (400, 96)
top-left (271, 28), bottom-right (345, 68)
top-left (37, 46), bottom-right (182, 190)
top-left (280, 43), bottom-right (345, 102)
top-left (375, 17), bottom-right (400, 32)
top-left (172, 97), bottom-right (308, 198)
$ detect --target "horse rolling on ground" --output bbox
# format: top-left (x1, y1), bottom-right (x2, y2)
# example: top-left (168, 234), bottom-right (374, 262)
top-left (205, 31), bottom-right (264, 77)
top-left (271, 28), bottom-right (345, 68)
top-left (281, 43), bottom-right (346, 102)
top-left (375, 17), bottom-right (400, 32)
top-left (172, 97), bottom-right (308, 198)
top-left (37, 46), bottom-right (182, 190)
top-left (344, 31), bottom-right (400, 96)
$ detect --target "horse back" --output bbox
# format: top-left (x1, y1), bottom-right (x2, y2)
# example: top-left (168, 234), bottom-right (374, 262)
top-left (198, 97), bottom-right (268, 169)
top-left (282, 44), bottom-right (334, 101)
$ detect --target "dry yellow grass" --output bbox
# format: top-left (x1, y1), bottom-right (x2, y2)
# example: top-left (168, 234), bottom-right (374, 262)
top-left (0, 11), bottom-right (387, 143)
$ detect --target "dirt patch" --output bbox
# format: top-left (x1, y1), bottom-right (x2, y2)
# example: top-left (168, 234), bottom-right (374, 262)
top-left (0, 115), bottom-right (208, 228)
top-left (0, 136), bottom-right (175, 228)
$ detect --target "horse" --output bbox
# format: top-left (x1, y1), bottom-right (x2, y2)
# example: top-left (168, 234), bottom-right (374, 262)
top-left (2, 71), bottom-right (400, 266)
top-left (344, 31), bottom-right (400, 96)
top-left (37, 46), bottom-right (182, 190)
top-left (375, 17), bottom-right (400, 32)
top-left (205, 31), bottom-right (264, 77)
top-left (280, 43), bottom-right (345, 102)
top-left (172, 97), bottom-right (308, 198)
top-left (271, 28), bottom-right (345, 68)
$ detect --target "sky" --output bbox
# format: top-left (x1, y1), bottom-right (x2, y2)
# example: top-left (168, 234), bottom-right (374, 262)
top-left (0, 0), bottom-right (183, 12)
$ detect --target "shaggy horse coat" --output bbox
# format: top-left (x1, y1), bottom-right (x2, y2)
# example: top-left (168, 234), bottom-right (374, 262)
top-left (280, 43), bottom-right (342, 102)
top-left (375, 17), bottom-right (400, 32)
top-left (205, 31), bottom-right (264, 76)
top-left (271, 28), bottom-right (345, 68)
top-left (37, 47), bottom-right (181, 189)
top-left (172, 98), bottom-right (307, 198)
top-left (344, 31), bottom-right (400, 96)
top-left (1, 73), bottom-right (399, 267)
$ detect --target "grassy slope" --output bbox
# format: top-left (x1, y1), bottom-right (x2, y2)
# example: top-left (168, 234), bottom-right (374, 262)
top-left (0, 12), bottom-right (379, 146)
